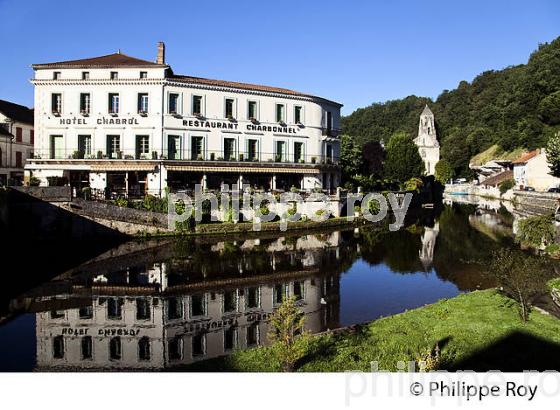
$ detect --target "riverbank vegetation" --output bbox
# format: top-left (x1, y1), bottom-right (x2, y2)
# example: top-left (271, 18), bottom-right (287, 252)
top-left (186, 290), bottom-right (560, 372)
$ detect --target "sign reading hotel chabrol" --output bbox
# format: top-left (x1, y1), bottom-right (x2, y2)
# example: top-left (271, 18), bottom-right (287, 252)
top-left (58, 117), bottom-right (140, 125)
top-left (183, 119), bottom-right (299, 134)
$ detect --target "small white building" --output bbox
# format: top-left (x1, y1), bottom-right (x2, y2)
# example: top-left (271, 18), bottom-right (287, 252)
top-left (0, 99), bottom-right (34, 185)
top-left (512, 148), bottom-right (560, 191)
top-left (26, 42), bottom-right (342, 196)
top-left (413, 104), bottom-right (439, 176)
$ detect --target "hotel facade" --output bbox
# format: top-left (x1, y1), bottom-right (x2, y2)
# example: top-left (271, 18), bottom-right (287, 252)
top-left (27, 43), bottom-right (342, 197)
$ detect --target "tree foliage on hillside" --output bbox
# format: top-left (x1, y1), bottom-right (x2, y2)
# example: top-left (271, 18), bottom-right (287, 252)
top-left (384, 131), bottom-right (425, 182)
top-left (342, 37), bottom-right (560, 178)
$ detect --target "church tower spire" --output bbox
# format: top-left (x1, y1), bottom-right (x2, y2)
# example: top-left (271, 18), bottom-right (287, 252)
top-left (414, 104), bottom-right (440, 176)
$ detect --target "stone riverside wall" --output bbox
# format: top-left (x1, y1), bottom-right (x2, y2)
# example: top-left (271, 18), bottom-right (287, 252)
top-left (513, 191), bottom-right (559, 216)
top-left (60, 199), bottom-right (170, 235)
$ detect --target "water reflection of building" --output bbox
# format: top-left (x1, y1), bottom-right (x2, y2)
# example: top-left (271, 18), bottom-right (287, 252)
top-left (419, 222), bottom-right (439, 269)
top-left (34, 233), bottom-right (344, 370)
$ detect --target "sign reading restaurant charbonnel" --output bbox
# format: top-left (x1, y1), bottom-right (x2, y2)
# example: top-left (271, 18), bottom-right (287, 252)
top-left (183, 119), bottom-right (299, 134)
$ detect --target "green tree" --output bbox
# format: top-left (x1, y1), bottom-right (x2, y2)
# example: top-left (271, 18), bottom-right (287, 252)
top-left (267, 296), bottom-right (309, 372)
top-left (434, 159), bottom-right (453, 184)
top-left (339, 135), bottom-right (364, 184)
top-left (546, 131), bottom-right (560, 177)
top-left (383, 131), bottom-right (425, 182)
top-left (486, 249), bottom-right (551, 321)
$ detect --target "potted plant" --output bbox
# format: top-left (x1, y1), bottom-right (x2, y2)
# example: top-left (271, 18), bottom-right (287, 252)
top-left (210, 152), bottom-right (215, 161)
top-left (239, 153), bottom-right (244, 161)
top-left (249, 117), bottom-right (258, 124)
top-left (311, 156), bottom-right (317, 164)
top-left (117, 151), bottom-right (123, 159)
top-left (227, 115), bottom-right (236, 122)
top-left (197, 154), bottom-right (203, 161)
top-left (152, 151), bottom-right (158, 160)
top-left (97, 151), bottom-right (103, 159)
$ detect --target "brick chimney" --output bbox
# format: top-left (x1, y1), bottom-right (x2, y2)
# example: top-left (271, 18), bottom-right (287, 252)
top-left (156, 42), bottom-right (165, 65)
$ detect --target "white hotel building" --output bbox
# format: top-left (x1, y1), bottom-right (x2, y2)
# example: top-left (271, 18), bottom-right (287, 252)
top-left (27, 43), bottom-right (342, 196)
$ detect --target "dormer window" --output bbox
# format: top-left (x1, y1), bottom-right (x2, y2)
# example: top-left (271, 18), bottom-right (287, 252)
top-left (82, 71), bottom-right (89, 80)
top-left (140, 71), bottom-right (147, 79)
top-left (110, 71), bottom-right (118, 80)
top-left (53, 71), bottom-right (61, 80)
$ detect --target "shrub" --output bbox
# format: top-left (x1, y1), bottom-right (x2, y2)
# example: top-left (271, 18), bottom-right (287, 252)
top-left (499, 178), bottom-right (515, 195)
top-left (28, 176), bottom-right (41, 186)
top-left (115, 197), bottom-right (128, 208)
top-left (403, 177), bottom-right (423, 192)
top-left (516, 214), bottom-right (555, 248)
top-left (267, 296), bottom-right (309, 372)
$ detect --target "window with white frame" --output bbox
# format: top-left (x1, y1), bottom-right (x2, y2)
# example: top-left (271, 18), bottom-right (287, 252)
top-left (136, 135), bottom-right (150, 159)
top-left (108, 93), bottom-right (119, 114)
top-left (106, 135), bottom-right (121, 159)
top-left (294, 141), bottom-right (305, 163)
top-left (167, 297), bottom-right (183, 320)
top-left (192, 333), bottom-right (206, 357)
top-left (275, 104), bottom-right (285, 123)
top-left (246, 323), bottom-right (259, 347)
top-left (225, 98), bottom-right (235, 118)
top-left (191, 136), bottom-right (204, 160)
top-left (51, 93), bottom-right (62, 114)
top-left (78, 135), bottom-right (92, 158)
top-left (81, 336), bottom-right (93, 360)
top-left (53, 336), bottom-right (65, 359)
top-left (275, 140), bottom-right (286, 162)
top-left (80, 93), bottom-right (90, 114)
top-left (110, 71), bottom-right (118, 80)
top-left (168, 135), bottom-right (181, 160)
top-left (223, 138), bottom-right (236, 160)
top-left (224, 327), bottom-right (238, 351)
top-left (190, 294), bottom-right (206, 317)
top-left (168, 337), bottom-right (183, 361)
top-left (247, 101), bottom-right (257, 120)
top-left (247, 139), bottom-right (258, 161)
top-left (294, 105), bottom-right (303, 124)
top-left (245, 287), bottom-right (260, 309)
top-left (192, 95), bottom-right (203, 115)
top-left (138, 93), bottom-right (149, 113)
top-left (138, 337), bottom-right (151, 361)
top-left (169, 93), bottom-right (179, 114)
top-left (223, 290), bottom-right (238, 313)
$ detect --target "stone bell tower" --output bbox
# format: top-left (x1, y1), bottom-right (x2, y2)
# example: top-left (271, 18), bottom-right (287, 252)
top-left (413, 104), bottom-right (440, 175)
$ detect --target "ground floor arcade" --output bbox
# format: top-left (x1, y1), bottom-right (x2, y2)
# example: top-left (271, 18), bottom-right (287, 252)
top-left (25, 160), bottom-right (341, 198)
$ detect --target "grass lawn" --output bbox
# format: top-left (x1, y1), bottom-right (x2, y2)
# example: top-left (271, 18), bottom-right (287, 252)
top-left (186, 290), bottom-right (560, 372)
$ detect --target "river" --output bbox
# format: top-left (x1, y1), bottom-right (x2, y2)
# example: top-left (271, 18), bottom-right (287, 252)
top-left (0, 200), bottom-right (518, 371)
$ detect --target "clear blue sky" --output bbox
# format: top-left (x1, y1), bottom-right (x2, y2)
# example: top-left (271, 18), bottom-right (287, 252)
top-left (1, 0), bottom-right (559, 115)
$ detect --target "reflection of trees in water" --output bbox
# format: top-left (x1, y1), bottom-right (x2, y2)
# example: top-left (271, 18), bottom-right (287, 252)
top-left (432, 204), bottom-right (511, 290)
top-left (358, 227), bottom-right (424, 273)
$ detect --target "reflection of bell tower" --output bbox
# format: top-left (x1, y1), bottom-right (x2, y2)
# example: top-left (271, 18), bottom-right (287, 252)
top-left (414, 105), bottom-right (440, 176)
top-left (419, 222), bottom-right (439, 269)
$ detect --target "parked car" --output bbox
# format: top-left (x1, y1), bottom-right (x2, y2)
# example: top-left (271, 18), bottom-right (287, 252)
top-left (548, 187), bottom-right (560, 193)
top-left (524, 186), bottom-right (536, 192)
